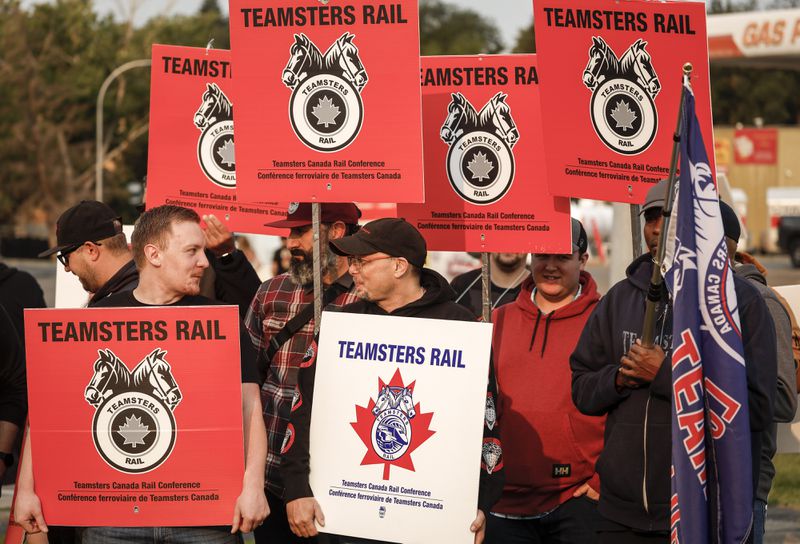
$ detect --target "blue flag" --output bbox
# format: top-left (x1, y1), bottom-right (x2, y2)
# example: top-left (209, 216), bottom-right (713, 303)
top-left (663, 81), bottom-right (752, 543)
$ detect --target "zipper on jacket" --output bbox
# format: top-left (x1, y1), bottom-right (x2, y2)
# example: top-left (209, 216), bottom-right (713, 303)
top-left (640, 299), bottom-right (668, 520)
top-left (642, 394), bottom-right (651, 515)
top-left (642, 301), bottom-right (667, 517)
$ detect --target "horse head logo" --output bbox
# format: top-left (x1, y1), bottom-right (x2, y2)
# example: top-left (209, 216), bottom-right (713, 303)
top-left (133, 349), bottom-right (182, 410)
top-left (441, 93), bottom-right (478, 145)
top-left (483, 93), bottom-right (519, 147)
top-left (332, 33), bottom-right (368, 91)
top-left (621, 39), bottom-right (660, 97)
top-left (281, 34), bottom-right (319, 89)
top-left (194, 83), bottom-right (233, 130)
top-left (583, 36), bottom-right (618, 91)
top-left (283, 34), bottom-right (324, 89)
top-left (688, 161), bottom-right (719, 222)
top-left (396, 386), bottom-right (416, 419)
top-left (372, 385), bottom-right (397, 415)
top-left (85, 349), bottom-right (131, 407)
top-left (283, 32), bottom-right (368, 152)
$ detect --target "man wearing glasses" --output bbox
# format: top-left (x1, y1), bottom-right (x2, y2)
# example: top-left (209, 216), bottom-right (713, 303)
top-left (282, 218), bottom-right (504, 544)
top-left (40, 200), bottom-right (137, 307)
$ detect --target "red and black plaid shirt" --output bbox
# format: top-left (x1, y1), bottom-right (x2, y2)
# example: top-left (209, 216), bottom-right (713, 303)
top-left (244, 273), bottom-right (359, 497)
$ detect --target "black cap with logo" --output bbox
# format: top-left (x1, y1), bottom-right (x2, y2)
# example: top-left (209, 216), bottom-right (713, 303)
top-left (39, 201), bottom-right (122, 257)
top-left (329, 218), bottom-right (427, 268)
top-left (571, 218), bottom-right (589, 254)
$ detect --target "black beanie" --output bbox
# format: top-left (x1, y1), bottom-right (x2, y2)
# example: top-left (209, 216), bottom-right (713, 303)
top-left (719, 201), bottom-right (741, 242)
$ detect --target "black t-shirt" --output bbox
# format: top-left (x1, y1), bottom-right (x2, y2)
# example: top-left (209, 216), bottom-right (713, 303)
top-left (94, 291), bottom-right (260, 384)
top-left (449, 268), bottom-right (523, 318)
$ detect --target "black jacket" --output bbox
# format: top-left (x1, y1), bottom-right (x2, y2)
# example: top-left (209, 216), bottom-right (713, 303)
top-left (0, 263), bottom-right (46, 341)
top-left (88, 260), bottom-right (138, 306)
top-left (0, 304), bottom-right (27, 428)
top-left (281, 269), bottom-right (505, 514)
top-left (571, 253), bottom-right (776, 532)
top-left (208, 249), bottom-right (262, 319)
top-left (571, 254), bottom-right (672, 532)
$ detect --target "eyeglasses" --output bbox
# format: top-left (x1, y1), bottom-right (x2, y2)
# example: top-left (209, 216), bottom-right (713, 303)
top-left (347, 255), bottom-right (394, 271)
top-left (56, 241), bottom-right (102, 266)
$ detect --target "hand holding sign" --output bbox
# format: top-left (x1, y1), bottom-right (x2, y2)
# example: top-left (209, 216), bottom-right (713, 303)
top-left (470, 510), bottom-right (486, 544)
top-left (286, 497), bottom-right (325, 538)
top-left (231, 480), bottom-right (270, 534)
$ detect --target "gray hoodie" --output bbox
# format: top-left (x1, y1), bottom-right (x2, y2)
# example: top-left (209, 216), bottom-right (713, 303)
top-left (735, 262), bottom-right (798, 502)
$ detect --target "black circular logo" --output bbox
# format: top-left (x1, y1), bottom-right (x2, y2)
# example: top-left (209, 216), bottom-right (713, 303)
top-left (289, 75), bottom-right (363, 153)
top-left (460, 145), bottom-right (499, 189)
top-left (110, 408), bottom-right (158, 454)
top-left (604, 93), bottom-right (643, 138)
top-left (304, 91), bottom-right (348, 135)
top-left (212, 135), bottom-right (236, 173)
top-left (93, 394), bottom-right (176, 474)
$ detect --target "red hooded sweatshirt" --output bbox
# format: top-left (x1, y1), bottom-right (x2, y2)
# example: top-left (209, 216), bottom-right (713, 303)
top-left (491, 271), bottom-right (605, 515)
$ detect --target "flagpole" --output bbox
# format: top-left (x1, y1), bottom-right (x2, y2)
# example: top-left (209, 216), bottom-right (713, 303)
top-left (312, 202), bottom-right (323, 335)
top-left (481, 252), bottom-right (491, 323)
top-left (641, 63), bottom-right (692, 347)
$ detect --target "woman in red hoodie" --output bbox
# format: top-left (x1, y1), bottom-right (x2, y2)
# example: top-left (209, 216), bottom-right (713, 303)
top-left (486, 218), bottom-right (606, 544)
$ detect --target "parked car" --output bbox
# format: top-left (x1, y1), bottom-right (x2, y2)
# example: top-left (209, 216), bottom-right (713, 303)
top-left (778, 216), bottom-right (800, 268)
top-left (765, 187), bottom-right (800, 253)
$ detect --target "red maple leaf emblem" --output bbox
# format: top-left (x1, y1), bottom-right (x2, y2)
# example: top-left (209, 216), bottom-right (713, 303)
top-left (351, 368), bottom-right (435, 480)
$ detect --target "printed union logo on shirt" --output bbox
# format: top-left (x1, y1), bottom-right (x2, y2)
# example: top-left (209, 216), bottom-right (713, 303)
top-left (283, 32), bottom-right (368, 153)
top-left (85, 348), bottom-right (181, 473)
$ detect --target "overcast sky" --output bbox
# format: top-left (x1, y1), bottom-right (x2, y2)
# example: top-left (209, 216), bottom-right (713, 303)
top-left (20, 0), bottom-right (534, 51)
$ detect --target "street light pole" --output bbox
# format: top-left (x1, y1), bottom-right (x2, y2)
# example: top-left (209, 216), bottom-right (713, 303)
top-left (95, 59), bottom-right (152, 202)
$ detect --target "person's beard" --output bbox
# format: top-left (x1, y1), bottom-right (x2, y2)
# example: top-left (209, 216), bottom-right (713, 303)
top-left (289, 230), bottom-right (339, 286)
top-left (493, 253), bottom-right (525, 273)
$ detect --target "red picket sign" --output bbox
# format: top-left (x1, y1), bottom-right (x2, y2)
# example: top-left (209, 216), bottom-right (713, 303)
top-left (24, 306), bottom-right (244, 526)
top-left (535, 0), bottom-right (714, 203)
top-left (229, 0), bottom-right (424, 203)
top-left (398, 55), bottom-right (572, 253)
top-left (147, 44), bottom-right (286, 234)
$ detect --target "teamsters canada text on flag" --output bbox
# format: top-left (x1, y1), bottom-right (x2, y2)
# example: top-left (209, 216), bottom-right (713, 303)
top-left (663, 80), bottom-right (752, 543)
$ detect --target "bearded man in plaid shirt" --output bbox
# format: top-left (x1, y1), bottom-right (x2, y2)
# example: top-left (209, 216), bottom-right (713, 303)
top-left (246, 202), bottom-right (362, 544)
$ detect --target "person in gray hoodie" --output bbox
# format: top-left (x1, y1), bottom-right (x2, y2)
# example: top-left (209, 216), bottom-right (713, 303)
top-left (721, 200), bottom-right (797, 544)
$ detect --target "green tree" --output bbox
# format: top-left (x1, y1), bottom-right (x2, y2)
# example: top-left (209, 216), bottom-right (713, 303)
top-left (512, 23), bottom-right (535, 54)
top-left (707, 0), bottom-right (800, 125)
top-left (0, 0), bottom-right (131, 229)
top-left (0, 0), bottom-right (236, 233)
top-left (419, 0), bottom-right (503, 55)
top-left (198, 0), bottom-right (222, 16)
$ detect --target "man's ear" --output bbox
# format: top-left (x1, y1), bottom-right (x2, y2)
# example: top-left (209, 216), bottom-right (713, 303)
top-left (85, 242), bottom-right (102, 263)
top-left (328, 221), bottom-right (348, 240)
top-left (579, 252), bottom-right (589, 270)
top-left (394, 257), bottom-right (411, 279)
top-left (143, 244), bottom-right (162, 267)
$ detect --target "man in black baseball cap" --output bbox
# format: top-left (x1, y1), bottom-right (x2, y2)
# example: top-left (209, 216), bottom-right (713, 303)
top-left (17, 201), bottom-right (137, 543)
top-left (40, 200), bottom-right (137, 305)
top-left (282, 218), bottom-right (504, 544)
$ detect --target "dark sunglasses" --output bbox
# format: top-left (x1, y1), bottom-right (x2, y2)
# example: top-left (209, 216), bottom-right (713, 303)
top-left (56, 241), bottom-right (102, 266)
